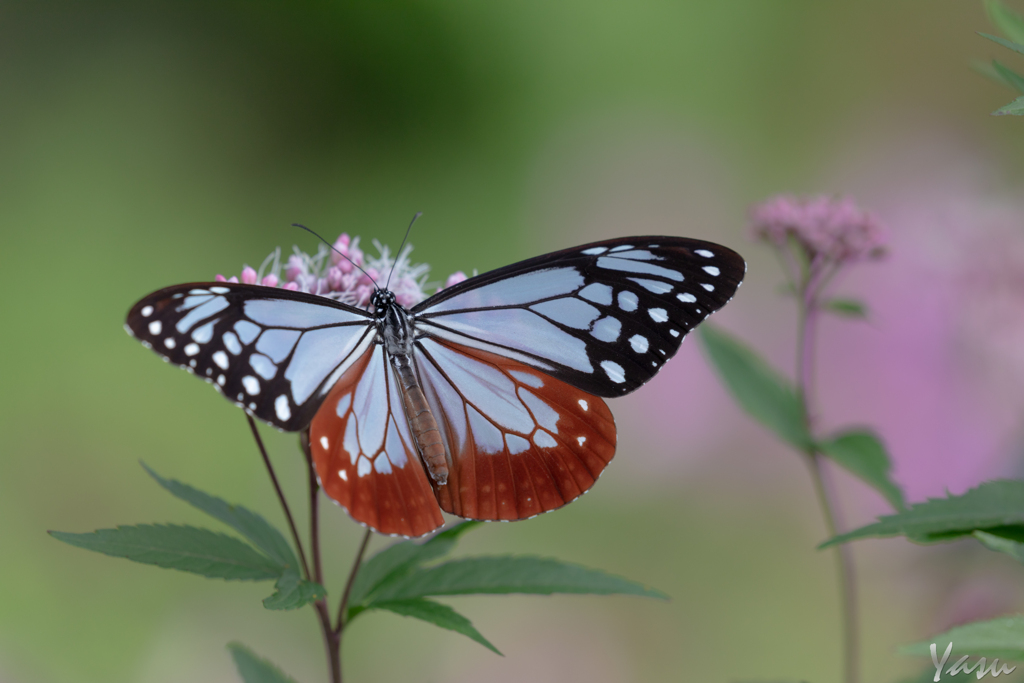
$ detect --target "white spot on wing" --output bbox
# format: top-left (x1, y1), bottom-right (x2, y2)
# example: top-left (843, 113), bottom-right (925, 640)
top-left (338, 469), bottom-right (348, 481)
top-left (578, 282), bottom-right (612, 305)
top-left (357, 455), bottom-right (372, 477)
top-left (533, 430), bottom-right (558, 449)
top-left (223, 331), bottom-right (243, 355)
top-left (695, 249), bottom-right (714, 258)
top-left (335, 393), bottom-right (352, 417)
top-left (509, 370), bottom-right (544, 388)
top-left (213, 350), bottom-right (229, 370)
top-left (184, 343), bottom-right (200, 356)
top-left (591, 316), bottom-right (621, 342)
top-left (703, 265), bottom-right (720, 276)
top-left (601, 360), bottom-right (625, 383)
top-left (506, 434), bottom-right (530, 455)
top-left (148, 321), bottom-right (162, 335)
top-left (581, 246), bottom-right (607, 255)
top-left (617, 291), bottom-right (638, 312)
top-left (275, 394), bottom-right (291, 422)
top-left (610, 244), bottom-right (634, 252)
top-left (141, 306), bottom-right (153, 317)
top-left (210, 286), bottom-right (229, 294)
top-left (164, 338), bottom-right (175, 349)
top-left (701, 283), bottom-right (715, 291)
top-left (629, 334), bottom-right (649, 353)
top-left (217, 374), bottom-right (226, 386)
top-left (677, 292), bottom-right (697, 303)
top-left (577, 436), bottom-right (586, 446)
top-left (649, 308), bottom-right (668, 323)
top-left (242, 375), bottom-right (260, 395)
top-left (670, 329), bottom-right (680, 338)
top-left (628, 277), bottom-right (673, 294)
top-left (578, 399), bottom-right (589, 411)
top-left (320, 435), bottom-right (329, 450)
top-left (191, 321), bottom-right (215, 343)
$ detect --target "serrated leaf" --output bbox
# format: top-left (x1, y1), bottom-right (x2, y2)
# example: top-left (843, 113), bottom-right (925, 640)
top-left (371, 598), bottom-right (502, 655)
top-left (227, 642), bottom-right (301, 683)
top-left (820, 480), bottom-right (1024, 547)
top-left (817, 429), bottom-right (905, 510)
top-left (986, 0), bottom-right (1024, 45)
top-left (141, 462), bottom-right (298, 570)
top-left (980, 31), bottom-right (1024, 56)
top-left (698, 325), bottom-right (811, 449)
top-left (263, 569), bottom-right (326, 610)
top-left (974, 529), bottom-right (1024, 562)
top-left (348, 521), bottom-right (481, 608)
top-left (901, 616), bottom-right (1024, 661)
top-left (822, 298), bottom-right (868, 318)
top-left (368, 555), bottom-right (669, 603)
top-left (993, 95), bottom-right (1024, 115)
top-left (49, 525), bottom-right (282, 580)
top-left (993, 60), bottom-right (1024, 93)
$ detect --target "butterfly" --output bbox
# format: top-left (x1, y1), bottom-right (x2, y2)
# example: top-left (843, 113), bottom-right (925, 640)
top-left (126, 236), bottom-right (745, 537)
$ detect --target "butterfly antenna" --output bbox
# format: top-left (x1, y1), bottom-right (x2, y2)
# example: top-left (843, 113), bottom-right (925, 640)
top-left (292, 223), bottom-right (377, 288)
top-left (385, 211), bottom-right (422, 291)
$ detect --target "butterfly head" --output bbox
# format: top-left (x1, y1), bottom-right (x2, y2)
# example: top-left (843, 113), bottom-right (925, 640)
top-left (370, 288), bottom-right (398, 318)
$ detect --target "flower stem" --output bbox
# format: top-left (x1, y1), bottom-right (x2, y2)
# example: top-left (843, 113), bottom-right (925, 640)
top-left (336, 529), bottom-right (373, 635)
top-left (246, 415), bottom-right (312, 581)
top-left (794, 288), bottom-right (858, 683)
top-left (298, 431), bottom-right (342, 683)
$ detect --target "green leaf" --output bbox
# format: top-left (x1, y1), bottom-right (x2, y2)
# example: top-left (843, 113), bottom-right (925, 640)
top-left (820, 480), bottom-right (1024, 547)
top-left (369, 555), bottom-right (669, 602)
top-left (263, 569), bottom-right (326, 610)
top-left (698, 325), bottom-right (811, 449)
top-left (49, 525), bottom-right (282, 580)
top-left (371, 598), bottom-right (502, 655)
top-left (980, 31), bottom-right (1024, 56)
top-left (974, 529), bottom-right (1024, 562)
top-left (348, 521), bottom-right (481, 608)
top-left (993, 60), bottom-right (1024, 93)
top-left (901, 616), bottom-right (1024, 661)
top-left (986, 0), bottom-right (1024, 44)
top-left (817, 429), bottom-right (905, 510)
top-left (993, 95), bottom-right (1024, 115)
top-left (822, 298), bottom-right (868, 318)
top-left (141, 462), bottom-right (298, 570)
top-left (227, 642), bottom-right (301, 683)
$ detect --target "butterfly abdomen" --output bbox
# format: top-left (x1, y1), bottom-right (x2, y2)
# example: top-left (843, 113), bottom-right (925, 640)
top-left (392, 355), bottom-right (449, 485)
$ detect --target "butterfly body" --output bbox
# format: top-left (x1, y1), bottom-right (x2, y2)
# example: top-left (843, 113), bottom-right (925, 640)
top-left (127, 236), bottom-right (745, 537)
top-left (371, 288), bottom-right (449, 485)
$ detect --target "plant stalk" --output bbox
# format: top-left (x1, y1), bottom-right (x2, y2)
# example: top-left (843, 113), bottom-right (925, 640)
top-left (794, 283), bottom-right (859, 683)
top-left (247, 415), bottom-right (312, 581)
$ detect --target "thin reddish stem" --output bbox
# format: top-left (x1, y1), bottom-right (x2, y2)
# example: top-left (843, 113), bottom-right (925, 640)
top-left (246, 415), bottom-right (312, 581)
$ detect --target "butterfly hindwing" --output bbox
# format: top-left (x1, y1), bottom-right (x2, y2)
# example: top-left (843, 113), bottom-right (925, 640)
top-left (125, 283), bottom-right (375, 431)
top-left (413, 236), bottom-right (744, 398)
top-left (415, 338), bottom-right (616, 522)
top-left (310, 344), bottom-right (445, 537)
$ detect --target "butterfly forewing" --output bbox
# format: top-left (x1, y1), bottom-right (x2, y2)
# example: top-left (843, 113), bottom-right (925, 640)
top-left (415, 339), bottom-right (616, 522)
top-left (125, 283), bottom-right (375, 431)
top-left (413, 236), bottom-right (744, 398)
top-left (310, 345), bottom-right (445, 537)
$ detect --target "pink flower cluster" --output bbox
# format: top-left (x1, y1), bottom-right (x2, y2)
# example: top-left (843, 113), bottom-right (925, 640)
top-left (750, 195), bottom-right (886, 264)
top-left (216, 232), bottom-right (468, 311)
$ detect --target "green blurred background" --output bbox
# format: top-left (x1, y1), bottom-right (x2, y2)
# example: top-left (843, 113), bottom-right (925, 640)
top-left (4, 1), bottom-right (1024, 681)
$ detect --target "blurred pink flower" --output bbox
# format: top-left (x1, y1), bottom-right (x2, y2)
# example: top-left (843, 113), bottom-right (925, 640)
top-left (750, 195), bottom-right (886, 266)
top-left (214, 232), bottom-right (461, 312)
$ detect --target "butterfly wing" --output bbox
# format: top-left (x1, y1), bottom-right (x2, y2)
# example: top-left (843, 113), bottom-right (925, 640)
top-left (310, 345), bottom-right (445, 537)
top-left (413, 236), bottom-right (744, 397)
top-left (415, 338), bottom-right (616, 522)
top-left (125, 283), bottom-right (375, 431)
